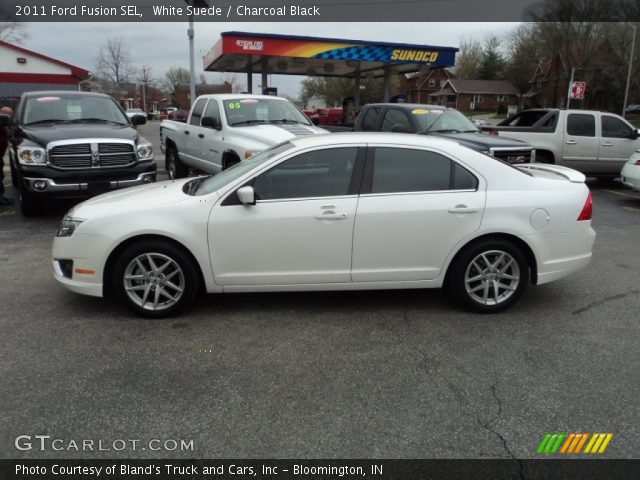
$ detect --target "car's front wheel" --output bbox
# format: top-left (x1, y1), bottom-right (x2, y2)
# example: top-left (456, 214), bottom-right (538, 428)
top-left (112, 240), bottom-right (200, 318)
top-left (447, 239), bottom-right (528, 313)
top-left (165, 147), bottom-right (188, 179)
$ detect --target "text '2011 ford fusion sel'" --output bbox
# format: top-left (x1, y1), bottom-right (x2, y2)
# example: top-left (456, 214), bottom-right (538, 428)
top-left (52, 133), bottom-right (595, 317)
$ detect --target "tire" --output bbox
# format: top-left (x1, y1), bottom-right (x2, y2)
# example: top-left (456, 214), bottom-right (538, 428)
top-left (536, 151), bottom-right (554, 164)
top-left (18, 182), bottom-right (43, 216)
top-left (112, 239), bottom-right (200, 318)
top-left (165, 147), bottom-right (188, 179)
top-left (447, 239), bottom-right (529, 313)
top-left (222, 153), bottom-right (240, 170)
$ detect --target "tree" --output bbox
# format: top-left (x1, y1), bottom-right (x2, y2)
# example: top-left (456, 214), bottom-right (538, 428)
top-left (453, 37), bottom-right (483, 79)
top-left (95, 38), bottom-right (135, 89)
top-left (503, 24), bottom-right (545, 94)
top-left (300, 76), bottom-right (394, 106)
top-left (163, 67), bottom-right (190, 99)
top-left (478, 36), bottom-right (506, 80)
top-left (0, 5), bottom-right (28, 43)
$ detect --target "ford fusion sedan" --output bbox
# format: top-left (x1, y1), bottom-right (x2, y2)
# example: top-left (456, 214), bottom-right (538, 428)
top-left (52, 133), bottom-right (596, 318)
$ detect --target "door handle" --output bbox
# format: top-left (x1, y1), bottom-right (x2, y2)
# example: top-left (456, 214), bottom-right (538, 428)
top-left (601, 142), bottom-right (613, 146)
top-left (565, 140), bottom-right (576, 145)
top-left (448, 205), bottom-right (479, 214)
top-left (314, 213), bottom-right (347, 220)
top-left (184, 130), bottom-right (190, 135)
top-left (198, 133), bottom-right (204, 138)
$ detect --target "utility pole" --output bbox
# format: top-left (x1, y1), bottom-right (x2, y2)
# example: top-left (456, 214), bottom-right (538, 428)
top-left (566, 67), bottom-right (575, 109)
top-left (622, 24), bottom-right (637, 118)
top-left (188, 15), bottom-right (195, 108)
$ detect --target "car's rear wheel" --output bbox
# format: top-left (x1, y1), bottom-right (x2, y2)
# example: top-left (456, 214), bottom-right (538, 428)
top-left (448, 239), bottom-right (528, 313)
top-left (165, 147), bottom-right (188, 179)
top-left (113, 240), bottom-right (199, 318)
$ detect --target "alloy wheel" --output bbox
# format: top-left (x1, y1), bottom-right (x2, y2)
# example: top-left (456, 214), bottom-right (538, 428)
top-left (464, 250), bottom-right (520, 306)
top-left (123, 252), bottom-right (185, 311)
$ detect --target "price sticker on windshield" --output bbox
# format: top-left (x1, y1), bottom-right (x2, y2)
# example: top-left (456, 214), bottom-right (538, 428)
top-left (411, 109), bottom-right (429, 115)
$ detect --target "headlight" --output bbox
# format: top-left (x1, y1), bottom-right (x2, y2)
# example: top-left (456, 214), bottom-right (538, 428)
top-left (56, 215), bottom-right (85, 237)
top-left (17, 146), bottom-right (47, 165)
top-left (137, 142), bottom-right (153, 160)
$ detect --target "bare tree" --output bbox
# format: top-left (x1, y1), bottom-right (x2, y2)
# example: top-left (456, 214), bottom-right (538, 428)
top-left (453, 37), bottom-right (484, 79)
top-left (0, 22), bottom-right (28, 43)
top-left (95, 38), bottom-right (135, 89)
top-left (163, 67), bottom-right (190, 99)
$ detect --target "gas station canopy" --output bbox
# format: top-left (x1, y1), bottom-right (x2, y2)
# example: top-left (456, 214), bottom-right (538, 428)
top-left (204, 31), bottom-right (458, 79)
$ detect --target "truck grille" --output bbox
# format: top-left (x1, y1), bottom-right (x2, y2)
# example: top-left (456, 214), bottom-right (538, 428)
top-left (49, 142), bottom-right (136, 169)
top-left (491, 149), bottom-right (533, 165)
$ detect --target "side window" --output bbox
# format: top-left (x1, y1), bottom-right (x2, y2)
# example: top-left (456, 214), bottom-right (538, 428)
top-left (189, 98), bottom-right (207, 126)
top-left (371, 148), bottom-right (475, 194)
top-left (567, 114), bottom-right (595, 137)
top-left (360, 107), bottom-right (383, 131)
top-left (253, 148), bottom-right (358, 200)
top-left (381, 109), bottom-right (413, 132)
top-left (203, 100), bottom-right (221, 124)
top-left (602, 115), bottom-right (633, 139)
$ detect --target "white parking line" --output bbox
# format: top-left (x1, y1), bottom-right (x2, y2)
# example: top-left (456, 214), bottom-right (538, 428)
top-left (622, 206), bottom-right (640, 213)
top-left (603, 189), bottom-right (640, 199)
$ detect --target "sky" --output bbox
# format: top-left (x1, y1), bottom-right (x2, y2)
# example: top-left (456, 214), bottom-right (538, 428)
top-left (22, 22), bottom-right (520, 98)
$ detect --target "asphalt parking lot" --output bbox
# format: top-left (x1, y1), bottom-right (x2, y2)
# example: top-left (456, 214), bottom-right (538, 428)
top-left (1, 121), bottom-right (639, 459)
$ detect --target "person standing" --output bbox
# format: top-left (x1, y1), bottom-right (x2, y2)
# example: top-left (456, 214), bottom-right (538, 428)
top-left (0, 106), bottom-right (14, 205)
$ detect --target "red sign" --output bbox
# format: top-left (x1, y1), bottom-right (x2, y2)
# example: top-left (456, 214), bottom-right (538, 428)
top-left (570, 81), bottom-right (586, 100)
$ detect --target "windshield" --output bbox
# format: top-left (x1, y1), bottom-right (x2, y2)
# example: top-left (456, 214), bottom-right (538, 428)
top-left (190, 142), bottom-right (296, 196)
top-left (23, 94), bottom-right (129, 126)
top-left (223, 98), bottom-right (311, 126)
top-left (414, 109), bottom-right (478, 134)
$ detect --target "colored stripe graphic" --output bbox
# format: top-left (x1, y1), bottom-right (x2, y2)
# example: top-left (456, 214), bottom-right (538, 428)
top-left (538, 433), bottom-right (613, 454)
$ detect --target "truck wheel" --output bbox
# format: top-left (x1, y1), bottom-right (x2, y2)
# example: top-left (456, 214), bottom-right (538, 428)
top-left (112, 239), bottom-right (200, 318)
top-left (18, 183), bottom-right (43, 217)
top-left (447, 239), bottom-right (528, 313)
top-left (166, 147), bottom-right (188, 179)
top-left (222, 153), bottom-right (240, 170)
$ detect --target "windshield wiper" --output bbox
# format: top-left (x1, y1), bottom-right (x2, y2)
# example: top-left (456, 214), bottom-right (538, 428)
top-left (230, 119), bottom-right (267, 126)
top-left (69, 118), bottom-right (127, 125)
top-left (24, 119), bottom-right (68, 126)
top-left (426, 129), bottom-right (462, 134)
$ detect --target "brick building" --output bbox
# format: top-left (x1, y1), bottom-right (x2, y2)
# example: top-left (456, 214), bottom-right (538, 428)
top-left (405, 68), bottom-right (455, 104)
top-left (173, 82), bottom-right (232, 110)
top-left (429, 79), bottom-right (519, 112)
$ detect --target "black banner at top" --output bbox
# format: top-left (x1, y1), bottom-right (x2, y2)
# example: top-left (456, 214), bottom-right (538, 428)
top-left (2, 0), bottom-right (640, 22)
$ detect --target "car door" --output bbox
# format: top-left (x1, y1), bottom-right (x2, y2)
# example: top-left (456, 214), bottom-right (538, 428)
top-left (598, 114), bottom-right (639, 174)
top-left (200, 99), bottom-right (224, 172)
top-left (209, 146), bottom-right (363, 286)
top-left (562, 113), bottom-right (599, 172)
top-left (181, 97), bottom-right (208, 168)
top-left (351, 146), bottom-right (485, 282)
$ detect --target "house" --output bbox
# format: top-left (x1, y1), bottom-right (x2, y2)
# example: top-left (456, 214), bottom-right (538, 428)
top-left (0, 40), bottom-right (91, 108)
top-left (429, 79), bottom-right (520, 112)
top-left (173, 82), bottom-right (232, 109)
top-left (405, 68), bottom-right (455, 104)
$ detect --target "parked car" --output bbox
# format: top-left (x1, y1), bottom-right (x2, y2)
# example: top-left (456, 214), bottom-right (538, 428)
top-left (159, 94), bottom-right (327, 178)
top-left (52, 133), bottom-right (595, 318)
top-left (2, 91), bottom-right (156, 216)
top-left (323, 103), bottom-right (536, 164)
top-left (620, 152), bottom-right (640, 191)
top-left (625, 104), bottom-right (640, 114)
top-left (125, 108), bottom-right (147, 121)
top-left (480, 108), bottom-right (640, 177)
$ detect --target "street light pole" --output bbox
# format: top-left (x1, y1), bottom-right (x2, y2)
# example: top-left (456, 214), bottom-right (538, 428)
top-left (622, 24), bottom-right (637, 118)
top-left (188, 15), bottom-right (195, 109)
top-left (566, 67), bottom-right (575, 109)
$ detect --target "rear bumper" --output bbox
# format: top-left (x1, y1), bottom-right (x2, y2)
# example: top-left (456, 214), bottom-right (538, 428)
top-left (620, 162), bottom-right (640, 191)
top-left (529, 222), bottom-right (596, 285)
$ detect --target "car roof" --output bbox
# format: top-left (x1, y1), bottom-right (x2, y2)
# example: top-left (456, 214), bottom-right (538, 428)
top-left (290, 131), bottom-right (462, 149)
top-left (366, 103), bottom-right (446, 110)
top-left (196, 93), bottom-right (289, 101)
top-left (23, 90), bottom-right (110, 99)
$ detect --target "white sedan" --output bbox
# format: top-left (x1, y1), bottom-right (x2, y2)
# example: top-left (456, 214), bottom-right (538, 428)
top-left (52, 133), bottom-right (596, 317)
top-left (620, 153), bottom-right (640, 191)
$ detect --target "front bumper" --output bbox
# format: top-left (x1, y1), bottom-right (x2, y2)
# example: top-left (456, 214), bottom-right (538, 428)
top-left (24, 171), bottom-right (156, 195)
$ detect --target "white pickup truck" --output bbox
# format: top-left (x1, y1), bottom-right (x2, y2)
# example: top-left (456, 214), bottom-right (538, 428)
top-left (481, 109), bottom-right (640, 177)
top-left (160, 94), bottom-right (327, 177)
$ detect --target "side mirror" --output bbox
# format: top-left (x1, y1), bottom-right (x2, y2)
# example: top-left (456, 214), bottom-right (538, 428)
top-left (131, 114), bottom-right (146, 125)
top-left (0, 114), bottom-right (12, 127)
top-left (631, 129), bottom-right (639, 140)
top-left (201, 116), bottom-right (221, 130)
top-left (237, 186), bottom-right (255, 205)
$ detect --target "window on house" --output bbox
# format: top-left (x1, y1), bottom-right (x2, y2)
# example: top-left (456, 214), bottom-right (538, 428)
top-left (428, 79), bottom-right (436, 87)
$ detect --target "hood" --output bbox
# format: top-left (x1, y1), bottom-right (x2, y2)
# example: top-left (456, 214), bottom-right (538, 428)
top-left (427, 131), bottom-right (533, 151)
top-left (229, 123), bottom-right (327, 147)
top-left (71, 179), bottom-right (197, 220)
top-left (22, 123), bottom-right (138, 147)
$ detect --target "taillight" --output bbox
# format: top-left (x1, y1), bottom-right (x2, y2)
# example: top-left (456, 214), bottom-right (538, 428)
top-left (577, 190), bottom-right (592, 221)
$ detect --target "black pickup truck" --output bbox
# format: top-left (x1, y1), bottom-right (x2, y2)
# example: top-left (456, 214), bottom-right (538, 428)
top-left (0, 91), bottom-right (156, 216)
top-left (322, 103), bottom-right (535, 164)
